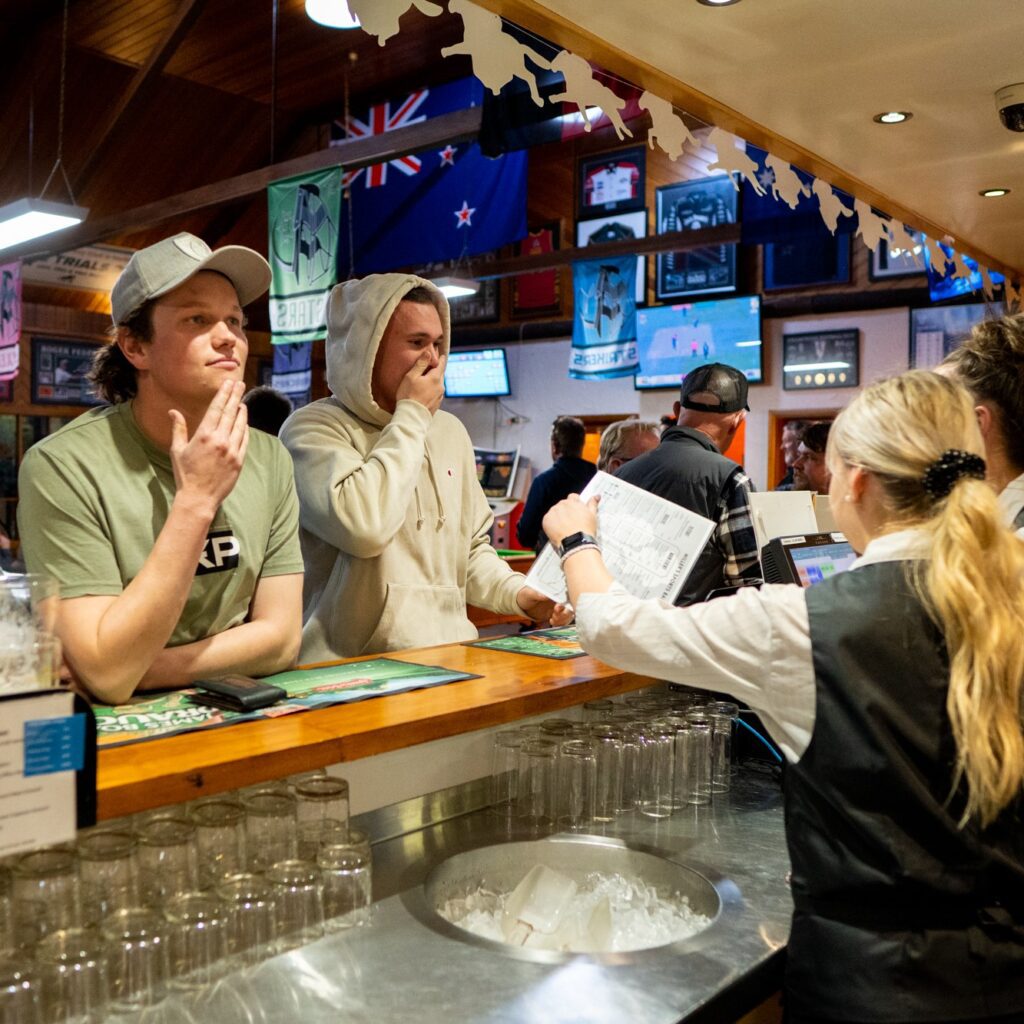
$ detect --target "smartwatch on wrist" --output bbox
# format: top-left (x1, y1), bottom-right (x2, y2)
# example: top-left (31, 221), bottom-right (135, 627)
top-left (557, 531), bottom-right (598, 558)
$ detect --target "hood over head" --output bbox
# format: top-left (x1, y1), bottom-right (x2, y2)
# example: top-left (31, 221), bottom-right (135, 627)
top-left (324, 274), bottom-right (451, 427)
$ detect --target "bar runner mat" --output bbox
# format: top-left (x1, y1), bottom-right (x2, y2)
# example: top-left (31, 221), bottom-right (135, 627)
top-left (463, 625), bottom-right (585, 660)
top-left (92, 658), bottom-right (480, 749)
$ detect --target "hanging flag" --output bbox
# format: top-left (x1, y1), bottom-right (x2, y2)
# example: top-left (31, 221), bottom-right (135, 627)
top-left (267, 166), bottom-right (343, 345)
top-left (331, 78), bottom-right (527, 273)
top-left (569, 255), bottom-right (638, 380)
top-left (271, 342), bottom-right (312, 410)
top-left (740, 145), bottom-right (855, 245)
top-left (0, 262), bottom-right (22, 381)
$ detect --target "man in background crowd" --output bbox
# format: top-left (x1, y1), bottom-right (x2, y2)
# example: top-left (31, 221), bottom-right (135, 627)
top-left (18, 232), bottom-right (304, 704)
top-left (597, 418), bottom-right (661, 475)
top-left (243, 385), bottom-right (293, 437)
top-left (774, 418), bottom-right (808, 490)
top-left (516, 415), bottom-right (597, 551)
top-left (792, 421), bottom-right (832, 494)
top-left (616, 363), bottom-right (761, 604)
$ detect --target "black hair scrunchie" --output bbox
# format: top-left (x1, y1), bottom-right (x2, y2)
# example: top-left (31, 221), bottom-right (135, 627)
top-left (921, 449), bottom-right (986, 500)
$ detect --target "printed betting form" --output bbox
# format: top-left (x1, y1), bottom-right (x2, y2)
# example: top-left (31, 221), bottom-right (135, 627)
top-left (526, 471), bottom-right (715, 604)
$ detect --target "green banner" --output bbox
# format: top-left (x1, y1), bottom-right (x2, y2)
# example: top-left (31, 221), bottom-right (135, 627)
top-left (267, 166), bottom-right (343, 344)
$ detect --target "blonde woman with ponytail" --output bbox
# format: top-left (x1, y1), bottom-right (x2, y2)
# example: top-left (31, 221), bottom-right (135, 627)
top-left (543, 370), bottom-right (1024, 1024)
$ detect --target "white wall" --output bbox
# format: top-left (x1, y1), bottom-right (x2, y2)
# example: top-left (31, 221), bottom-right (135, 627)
top-left (446, 308), bottom-right (911, 491)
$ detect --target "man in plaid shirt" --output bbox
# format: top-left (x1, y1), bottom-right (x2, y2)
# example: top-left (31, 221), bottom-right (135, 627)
top-left (616, 363), bottom-right (762, 604)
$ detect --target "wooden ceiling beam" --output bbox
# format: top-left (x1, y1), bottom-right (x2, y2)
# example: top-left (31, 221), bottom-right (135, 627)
top-left (2, 106), bottom-right (482, 263)
top-left (72, 0), bottom-right (209, 199)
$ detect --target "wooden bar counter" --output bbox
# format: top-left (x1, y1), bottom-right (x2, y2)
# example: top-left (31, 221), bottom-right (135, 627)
top-left (96, 642), bottom-right (655, 821)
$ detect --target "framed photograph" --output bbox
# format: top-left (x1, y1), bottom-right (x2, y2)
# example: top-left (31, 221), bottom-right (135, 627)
top-left (30, 338), bottom-right (103, 406)
top-left (870, 230), bottom-right (927, 281)
top-left (909, 302), bottom-right (990, 370)
top-left (576, 210), bottom-right (647, 304)
top-left (764, 233), bottom-right (852, 290)
top-left (655, 176), bottom-right (738, 299)
top-left (511, 222), bottom-right (562, 319)
top-left (782, 329), bottom-right (859, 390)
top-left (0, 379), bottom-right (12, 403)
top-left (578, 146), bottom-right (646, 218)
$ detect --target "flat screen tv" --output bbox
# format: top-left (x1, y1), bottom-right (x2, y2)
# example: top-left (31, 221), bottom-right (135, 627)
top-left (924, 242), bottom-right (1005, 303)
top-left (444, 348), bottom-right (511, 398)
top-left (634, 295), bottom-right (763, 390)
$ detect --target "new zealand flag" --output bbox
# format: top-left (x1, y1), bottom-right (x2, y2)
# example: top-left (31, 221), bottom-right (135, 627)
top-left (331, 79), bottom-right (527, 274)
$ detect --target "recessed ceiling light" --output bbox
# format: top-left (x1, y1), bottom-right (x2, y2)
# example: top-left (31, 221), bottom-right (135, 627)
top-left (696, 0), bottom-right (741, 6)
top-left (979, 187), bottom-right (1011, 197)
top-left (873, 111), bottom-right (912, 124)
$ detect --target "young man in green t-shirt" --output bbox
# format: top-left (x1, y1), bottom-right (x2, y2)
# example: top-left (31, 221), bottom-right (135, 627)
top-left (18, 233), bottom-right (304, 704)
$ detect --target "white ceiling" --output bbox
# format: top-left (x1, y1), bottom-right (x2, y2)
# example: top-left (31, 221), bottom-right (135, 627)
top-left (535, 0), bottom-right (1024, 277)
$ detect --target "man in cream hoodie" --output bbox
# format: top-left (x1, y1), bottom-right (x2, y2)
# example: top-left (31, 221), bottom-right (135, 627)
top-left (281, 274), bottom-right (565, 661)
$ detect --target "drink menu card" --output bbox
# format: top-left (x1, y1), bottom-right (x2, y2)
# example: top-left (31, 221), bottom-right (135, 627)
top-left (525, 471), bottom-right (715, 605)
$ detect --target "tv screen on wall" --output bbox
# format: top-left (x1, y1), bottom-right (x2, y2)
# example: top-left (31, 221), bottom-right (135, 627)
top-left (634, 295), bottom-right (763, 390)
top-left (444, 348), bottom-right (511, 398)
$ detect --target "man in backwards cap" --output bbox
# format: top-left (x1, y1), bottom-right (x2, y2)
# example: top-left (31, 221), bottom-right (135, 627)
top-left (18, 233), bottom-right (304, 703)
top-left (616, 362), bottom-right (761, 604)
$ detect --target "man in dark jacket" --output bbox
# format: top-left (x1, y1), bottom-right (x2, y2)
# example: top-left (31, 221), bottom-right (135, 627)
top-left (517, 416), bottom-right (597, 551)
top-left (617, 363), bottom-right (761, 604)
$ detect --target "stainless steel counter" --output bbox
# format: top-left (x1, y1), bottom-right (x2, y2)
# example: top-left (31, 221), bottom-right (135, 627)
top-left (155, 771), bottom-right (792, 1024)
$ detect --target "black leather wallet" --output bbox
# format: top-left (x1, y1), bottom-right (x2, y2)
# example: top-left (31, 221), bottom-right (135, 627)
top-left (189, 675), bottom-right (286, 712)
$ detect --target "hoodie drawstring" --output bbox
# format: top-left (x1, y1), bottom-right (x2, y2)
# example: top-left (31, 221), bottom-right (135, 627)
top-left (424, 448), bottom-right (447, 530)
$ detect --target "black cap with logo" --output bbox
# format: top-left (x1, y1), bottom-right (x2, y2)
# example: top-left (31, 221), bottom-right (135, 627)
top-left (679, 363), bottom-right (750, 414)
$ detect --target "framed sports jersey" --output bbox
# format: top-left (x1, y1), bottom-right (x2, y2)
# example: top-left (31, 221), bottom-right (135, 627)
top-left (655, 176), bottom-right (738, 299)
top-left (576, 210), bottom-right (648, 305)
top-left (511, 222), bottom-right (563, 318)
top-left (578, 146), bottom-right (646, 218)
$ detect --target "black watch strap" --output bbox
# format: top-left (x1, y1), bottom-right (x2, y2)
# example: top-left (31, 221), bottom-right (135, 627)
top-left (557, 531), bottom-right (598, 557)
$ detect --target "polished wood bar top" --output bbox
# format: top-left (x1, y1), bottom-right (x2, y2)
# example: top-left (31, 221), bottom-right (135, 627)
top-left (96, 640), bottom-right (653, 821)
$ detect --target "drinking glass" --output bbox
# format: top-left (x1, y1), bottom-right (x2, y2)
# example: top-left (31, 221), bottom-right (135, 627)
top-left (294, 776), bottom-right (350, 861)
top-left (558, 739), bottom-right (597, 831)
top-left (539, 718), bottom-right (573, 738)
top-left (243, 792), bottom-right (297, 874)
top-left (11, 847), bottom-right (81, 948)
top-left (707, 701), bottom-right (740, 793)
top-left (77, 829), bottom-right (138, 920)
top-left (0, 574), bottom-right (59, 635)
top-left (318, 828), bottom-right (372, 932)
top-left (0, 867), bottom-right (12, 957)
top-left (581, 699), bottom-right (614, 722)
top-left (489, 730), bottom-right (523, 821)
top-left (100, 908), bottom-right (169, 1015)
top-left (136, 818), bottom-right (199, 908)
top-left (617, 723), bottom-right (642, 814)
top-left (0, 956), bottom-right (42, 1024)
top-left (35, 927), bottom-right (109, 1024)
top-left (266, 860), bottom-right (324, 953)
top-left (589, 724), bottom-right (624, 823)
top-left (216, 874), bottom-right (278, 969)
top-left (190, 798), bottom-right (247, 890)
top-left (163, 892), bottom-right (229, 992)
top-left (681, 711), bottom-right (713, 806)
top-left (637, 721), bottom-right (675, 819)
top-left (0, 635), bottom-right (61, 694)
top-left (518, 739), bottom-right (558, 833)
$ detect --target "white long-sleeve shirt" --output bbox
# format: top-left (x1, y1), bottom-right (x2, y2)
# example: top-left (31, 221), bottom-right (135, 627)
top-left (998, 471), bottom-right (1024, 537)
top-left (575, 529), bottom-right (932, 763)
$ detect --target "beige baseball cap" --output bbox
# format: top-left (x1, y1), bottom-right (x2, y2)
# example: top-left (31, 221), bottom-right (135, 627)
top-left (110, 232), bottom-right (272, 325)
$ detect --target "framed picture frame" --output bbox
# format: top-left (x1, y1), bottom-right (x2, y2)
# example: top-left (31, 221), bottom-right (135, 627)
top-left (782, 329), bottom-right (859, 390)
top-left (30, 337), bottom-right (103, 406)
top-left (869, 230), bottom-right (927, 281)
top-left (577, 146), bottom-right (646, 219)
top-left (909, 302), bottom-right (990, 370)
top-left (576, 209), bottom-right (647, 304)
top-left (511, 222), bottom-right (562, 319)
top-left (655, 176), bottom-right (738, 299)
top-left (764, 233), bottom-right (852, 291)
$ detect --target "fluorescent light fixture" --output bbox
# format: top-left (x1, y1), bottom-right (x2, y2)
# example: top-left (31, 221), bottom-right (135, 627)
top-left (304, 0), bottom-right (360, 28)
top-left (560, 106), bottom-right (603, 125)
top-left (783, 361), bottom-right (850, 372)
top-left (431, 276), bottom-right (480, 299)
top-left (696, 0), bottom-right (742, 6)
top-left (873, 111), bottom-right (912, 124)
top-left (979, 187), bottom-right (1010, 197)
top-left (734, 340), bottom-right (762, 347)
top-left (0, 197), bottom-right (88, 253)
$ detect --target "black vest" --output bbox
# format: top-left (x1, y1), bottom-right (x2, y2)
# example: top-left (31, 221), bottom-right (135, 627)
top-left (785, 562), bottom-right (1024, 1022)
top-left (615, 426), bottom-right (739, 604)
